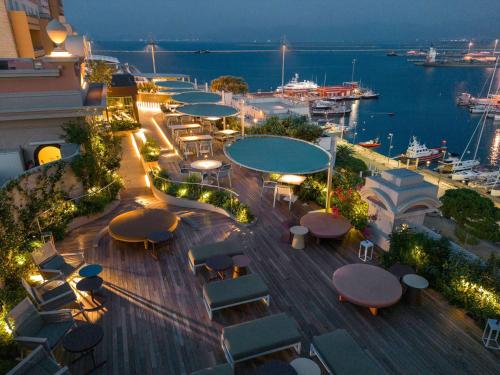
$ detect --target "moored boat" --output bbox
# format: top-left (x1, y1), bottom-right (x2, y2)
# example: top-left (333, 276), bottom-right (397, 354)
top-left (437, 156), bottom-right (480, 173)
top-left (358, 138), bottom-right (381, 148)
top-left (397, 136), bottom-right (446, 164)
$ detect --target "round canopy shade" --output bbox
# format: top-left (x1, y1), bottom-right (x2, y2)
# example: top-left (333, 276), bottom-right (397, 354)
top-left (224, 135), bottom-right (330, 174)
top-left (156, 80), bottom-right (195, 89)
top-left (171, 91), bottom-right (221, 104)
top-left (159, 88), bottom-right (198, 94)
top-left (177, 103), bottom-right (238, 118)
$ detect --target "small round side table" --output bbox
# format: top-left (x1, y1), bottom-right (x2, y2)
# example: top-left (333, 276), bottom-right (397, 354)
top-left (290, 357), bottom-right (321, 375)
top-left (232, 255), bottom-right (251, 278)
top-left (290, 225), bottom-right (309, 250)
top-left (76, 276), bottom-right (104, 308)
top-left (63, 323), bottom-right (106, 373)
top-left (402, 274), bottom-right (429, 306)
top-left (79, 264), bottom-right (103, 278)
top-left (205, 255), bottom-right (233, 280)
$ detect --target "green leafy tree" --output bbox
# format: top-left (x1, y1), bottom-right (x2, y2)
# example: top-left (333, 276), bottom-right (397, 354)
top-left (336, 145), bottom-right (368, 174)
top-left (440, 188), bottom-right (500, 241)
top-left (210, 76), bottom-right (248, 94)
top-left (86, 60), bottom-right (115, 87)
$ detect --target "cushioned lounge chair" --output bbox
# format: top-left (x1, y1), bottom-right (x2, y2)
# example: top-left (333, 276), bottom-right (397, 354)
top-left (203, 274), bottom-right (270, 320)
top-left (190, 363), bottom-right (233, 375)
top-left (7, 345), bottom-right (70, 375)
top-left (21, 278), bottom-right (83, 314)
top-left (309, 329), bottom-right (384, 375)
top-left (221, 313), bottom-right (301, 367)
top-left (188, 238), bottom-right (242, 274)
top-left (31, 241), bottom-right (85, 281)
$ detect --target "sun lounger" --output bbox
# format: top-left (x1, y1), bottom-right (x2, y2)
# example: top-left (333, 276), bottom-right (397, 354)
top-left (221, 313), bottom-right (301, 367)
top-left (309, 329), bottom-right (384, 375)
top-left (188, 239), bottom-right (242, 274)
top-left (191, 363), bottom-right (233, 375)
top-left (203, 274), bottom-right (270, 320)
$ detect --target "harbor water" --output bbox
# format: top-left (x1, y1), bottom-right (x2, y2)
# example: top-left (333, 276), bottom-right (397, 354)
top-left (94, 41), bottom-right (500, 166)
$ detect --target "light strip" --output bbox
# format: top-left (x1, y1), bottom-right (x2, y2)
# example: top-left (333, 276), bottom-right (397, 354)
top-left (130, 133), bottom-right (141, 159)
top-left (151, 117), bottom-right (178, 156)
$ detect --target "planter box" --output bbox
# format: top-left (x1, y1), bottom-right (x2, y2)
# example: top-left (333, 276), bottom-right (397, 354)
top-left (67, 198), bottom-right (121, 231)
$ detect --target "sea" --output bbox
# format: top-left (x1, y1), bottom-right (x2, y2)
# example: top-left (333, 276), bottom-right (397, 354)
top-left (93, 40), bottom-right (500, 165)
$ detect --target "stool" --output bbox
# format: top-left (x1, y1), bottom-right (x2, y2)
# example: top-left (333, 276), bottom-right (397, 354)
top-left (482, 318), bottom-right (500, 350)
top-left (290, 226), bottom-right (309, 250)
top-left (358, 240), bottom-right (374, 262)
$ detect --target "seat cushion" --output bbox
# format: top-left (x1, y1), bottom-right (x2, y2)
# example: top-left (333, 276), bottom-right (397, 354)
top-left (35, 321), bottom-right (74, 349)
top-left (222, 313), bottom-right (300, 361)
top-left (190, 363), bottom-right (233, 375)
top-left (40, 281), bottom-right (73, 302)
top-left (41, 255), bottom-right (65, 270)
top-left (16, 311), bottom-right (44, 338)
top-left (203, 274), bottom-right (268, 309)
top-left (312, 330), bottom-right (384, 375)
top-left (189, 239), bottom-right (242, 266)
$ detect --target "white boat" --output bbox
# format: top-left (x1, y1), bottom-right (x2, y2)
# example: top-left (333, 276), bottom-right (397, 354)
top-left (360, 89), bottom-right (380, 99)
top-left (276, 73), bottom-right (318, 93)
top-left (398, 136), bottom-right (445, 163)
top-left (320, 122), bottom-right (348, 133)
top-left (457, 92), bottom-right (474, 106)
top-left (437, 156), bottom-right (480, 173)
top-left (451, 170), bottom-right (480, 181)
top-left (311, 101), bottom-right (351, 115)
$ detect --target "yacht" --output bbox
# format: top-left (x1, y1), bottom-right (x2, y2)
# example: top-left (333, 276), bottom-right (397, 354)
top-left (276, 73), bottom-right (318, 93)
top-left (451, 170), bottom-right (480, 181)
top-left (397, 136), bottom-right (446, 164)
top-left (437, 156), bottom-right (480, 173)
top-left (310, 101), bottom-right (351, 115)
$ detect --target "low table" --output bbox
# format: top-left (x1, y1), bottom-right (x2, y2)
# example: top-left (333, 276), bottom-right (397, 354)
top-left (79, 264), bottom-right (102, 278)
top-left (257, 360), bottom-right (297, 375)
top-left (402, 274), bottom-right (429, 306)
top-left (76, 276), bottom-right (104, 308)
top-left (205, 255), bottom-right (233, 280)
top-left (300, 212), bottom-right (351, 243)
top-left (232, 254), bottom-right (251, 278)
top-left (290, 357), bottom-right (321, 375)
top-left (290, 225), bottom-right (309, 250)
top-left (63, 323), bottom-right (106, 374)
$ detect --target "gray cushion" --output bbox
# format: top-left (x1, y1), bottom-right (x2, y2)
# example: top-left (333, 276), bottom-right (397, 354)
top-left (41, 255), bottom-right (65, 270)
top-left (40, 281), bottom-right (73, 302)
top-left (37, 357), bottom-right (62, 374)
top-left (189, 239), bottom-right (242, 266)
top-left (16, 311), bottom-right (44, 337)
top-left (222, 313), bottom-right (300, 361)
top-left (203, 274), bottom-right (268, 309)
top-left (190, 364), bottom-right (233, 375)
top-left (35, 321), bottom-right (74, 349)
top-left (312, 330), bottom-right (384, 375)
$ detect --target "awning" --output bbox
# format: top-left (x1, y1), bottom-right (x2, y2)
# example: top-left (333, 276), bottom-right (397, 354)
top-left (176, 103), bottom-right (238, 118)
top-left (171, 91), bottom-right (221, 104)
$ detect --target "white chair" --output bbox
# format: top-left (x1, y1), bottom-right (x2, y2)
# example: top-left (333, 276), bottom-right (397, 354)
top-left (482, 319), bottom-right (500, 350)
top-left (198, 141), bottom-right (213, 156)
top-left (358, 240), bottom-right (374, 262)
top-left (181, 142), bottom-right (196, 159)
top-left (260, 175), bottom-right (277, 198)
top-left (273, 185), bottom-right (297, 210)
top-left (214, 164), bottom-right (232, 187)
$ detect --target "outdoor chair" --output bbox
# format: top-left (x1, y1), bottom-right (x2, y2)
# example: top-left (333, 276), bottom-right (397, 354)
top-left (179, 162), bottom-right (192, 175)
top-left (259, 175), bottom-right (277, 198)
top-left (273, 184), bottom-right (297, 210)
top-left (31, 241), bottom-right (85, 281)
top-left (5, 298), bottom-right (75, 352)
top-left (21, 278), bottom-right (83, 315)
top-left (182, 142), bottom-right (197, 159)
top-left (212, 164), bottom-right (232, 188)
top-left (7, 345), bottom-right (70, 375)
top-left (198, 141), bottom-right (213, 156)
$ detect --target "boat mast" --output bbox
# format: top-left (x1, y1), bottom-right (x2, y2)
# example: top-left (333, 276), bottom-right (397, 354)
top-left (351, 59), bottom-right (356, 82)
top-left (281, 39), bottom-right (286, 98)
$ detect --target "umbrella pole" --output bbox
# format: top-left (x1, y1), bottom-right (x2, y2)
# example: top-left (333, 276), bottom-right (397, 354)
top-left (325, 135), bottom-right (337, 212)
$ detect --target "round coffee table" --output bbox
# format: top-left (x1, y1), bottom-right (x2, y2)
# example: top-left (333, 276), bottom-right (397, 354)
top-left (300, 212), bottom-right (351, 243)
top-left (290, 357), bottom-right (321, 375)
top-left (232, 254), bottom-right (251, 278)
top-left (333, 264), bottom-right (402, 316)
top-left (257, 360), bottom-right (297, 375)
top-left (205, 255), bottom-right (233, 280)
top-left (79, 264), bottom-right (103, 278)
top-left (76, 276), bottom-right (104, 307)
top-left (63, 323), bottom-right (106, 372)
top-left (402, 274), bottom-right (429, 306)
top-left (290, 225), bottom-right (309, 250)
top-left (190, 159), bottom-right (222, 171)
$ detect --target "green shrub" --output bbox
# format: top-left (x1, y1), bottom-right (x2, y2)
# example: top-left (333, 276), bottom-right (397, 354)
top-left (141, 136), bottom-right (161, 162)
top-left (110, 120), bottom-right (141, 132)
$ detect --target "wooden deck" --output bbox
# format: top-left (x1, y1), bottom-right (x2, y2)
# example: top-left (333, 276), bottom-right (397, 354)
top-left (56, 121), bottom-right (500, 375)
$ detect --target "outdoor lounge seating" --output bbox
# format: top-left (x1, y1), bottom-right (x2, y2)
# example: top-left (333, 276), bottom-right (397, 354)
top-left (190, 363), bottom-right (233, 375)
top-left (7, 345), bottom-right (70, 375)
top-left (21, 278), bottom-right (83, 314)
top-left (202, 274), bottom-right (270, 319)
top-left (31, 241), bottom-right (85, 281)
top-left (5, 298), bottom-right (75, 352)
top-left (188, 238), bottom-right (243, 274)
top-left (309, 329), bottom-right (384, 375)
top-left (221, 313), bottom-right (301, 367)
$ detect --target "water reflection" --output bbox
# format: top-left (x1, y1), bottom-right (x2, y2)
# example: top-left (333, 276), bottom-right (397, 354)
top-left (489, 128), bottom-right (500, 166)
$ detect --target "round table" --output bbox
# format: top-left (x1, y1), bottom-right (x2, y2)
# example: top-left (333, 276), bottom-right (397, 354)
top-left (109, 208), bottom-right (178, 248)
top-left (257, 360), bottom-right (297, 375)
top-left (290, 358), bottom-right (321, 375)
top-left (402, 274), bottom-right (429, 306)
top-left (205, 255), bottom-right (233, 280)
top-left (148, 231), bottom-right (174, 260)
top-left (300, 212), bottom-right (351, 243)
top-left (290, 225), bottom-right (309, 250)
top-left (76, 276), bottom-right (104, 306)
top-left (190, 159), bottom-right (222, 171)
top-left (333, 264), bottom-right (402, 316)
top-left (63, 324), bottom-right (106, 372)
top-left (79, 264), bottom-right (102, 278)
top-left (232, 254), bottom-right (251, 277)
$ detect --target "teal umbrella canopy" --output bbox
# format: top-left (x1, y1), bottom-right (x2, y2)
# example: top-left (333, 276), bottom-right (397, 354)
top-left (171, 91), bottom-right (221, 104)
top-left (224, 135), bottom-right (330, 174)
top-left (156, 80), bottom-right (195, 89)
top-left (158, 88), bottom-right (199, 94)
top-left (176, 103), bottom-right (238, 117)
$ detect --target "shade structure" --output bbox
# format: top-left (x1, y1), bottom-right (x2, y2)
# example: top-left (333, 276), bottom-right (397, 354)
top-left (159, 88), bottom-right (199, 94)
top-left (176, 103), bottom-right (238, 118)
top-left (224, 135), bottom-right (331, 174)
top-left (171, 91), bottom-right (221, 104)
top-left (156, 80), bottom-right (195, 89)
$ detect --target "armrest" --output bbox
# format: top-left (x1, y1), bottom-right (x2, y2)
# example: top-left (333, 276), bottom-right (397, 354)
top-left (14, 336), bottom-right (48, 348)
top-left (36, 278), bottom-right (65, 290)
top-left (39, 269), bottom-right (64, 282)
top-left (61, 251), bottom-right (85, 257)
top-left (39, 290), bottom-right (75, 307)
top-left (40, 309), bottom-right (74, 323)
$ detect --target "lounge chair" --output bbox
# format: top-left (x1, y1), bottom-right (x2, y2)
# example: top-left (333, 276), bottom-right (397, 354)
top-left (31, 241), bottom-right (85, 281)
top-left (309, 329), bottom-right (384, 375)
top-left (188, 238), bottom-right (243, 274)
top-left (21, 278), bottom-right (83, 314)
top-left (5, 298), bottom-right (75, 352)
top-left (190, 363), bottom-right (233, 375)
top-left (203, 274), bottom-right (269, 320)
top-left (221, 313), bottom-right (301, 367)
top-left (7, 345), bottom-right (70, 375)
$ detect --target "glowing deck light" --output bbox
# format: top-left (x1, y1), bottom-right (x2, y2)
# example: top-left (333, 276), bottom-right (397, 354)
top-left (145, 174), bottom-right (151, 188)
top-left (130, 133), bottom-right (141, 159)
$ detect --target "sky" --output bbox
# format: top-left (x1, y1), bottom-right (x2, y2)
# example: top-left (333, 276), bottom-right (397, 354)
top-left (65, 0), bottom-right (500, 42)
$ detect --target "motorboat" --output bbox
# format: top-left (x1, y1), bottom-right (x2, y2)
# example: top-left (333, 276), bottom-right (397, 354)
top-left (397, 136), bottom-right (446, 164)
top-left (358, 138), bottom-right (381, 148)
top-left (451, 170), bottom-right (480, 181)
top-left (311, 100), bottom-right (351, 115)
top-left (360, 89), bottom-right (380, 99)
top-left (276, 73), bottom-right (318, 93)
top-left (437, 156), bottom-right (480, 173)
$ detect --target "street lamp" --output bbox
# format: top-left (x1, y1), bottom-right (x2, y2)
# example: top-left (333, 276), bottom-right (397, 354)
top-left (240, 99), bottom-right (245, 137)
top-left (387, 133), bottom-right (394, 161)
top-left (494, 39), bottom-right (499, 53)
top-left (351, 58), bottom-right (356, 83)
top-left (146, 40), bottom-right (158, 74)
